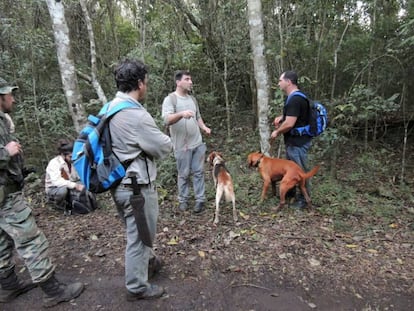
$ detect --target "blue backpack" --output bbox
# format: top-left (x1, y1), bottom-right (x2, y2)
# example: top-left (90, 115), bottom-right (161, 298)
top-left (72, 101), bottom-right (137, 193)
top-left (287, 91), bottom-right (328, 137)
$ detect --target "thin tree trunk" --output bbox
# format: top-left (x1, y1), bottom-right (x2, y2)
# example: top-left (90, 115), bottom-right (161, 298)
top-left (276, 0), bottom-right (284, 73)
top-left (45, 0), bottom-right (85, 133)
top-left (248, 0), bottom-right (270, 154)
top-left (80, 0), bottom-right (107, 104)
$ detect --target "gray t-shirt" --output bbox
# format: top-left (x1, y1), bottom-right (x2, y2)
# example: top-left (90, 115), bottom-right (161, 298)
top-left (161, 93), bottom-right (203, 151)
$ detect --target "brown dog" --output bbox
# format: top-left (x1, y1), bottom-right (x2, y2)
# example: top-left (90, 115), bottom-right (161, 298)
top-left (207, 151), bottom-right (237, 224)
top-left (247, 152), bottom-right (320, 211)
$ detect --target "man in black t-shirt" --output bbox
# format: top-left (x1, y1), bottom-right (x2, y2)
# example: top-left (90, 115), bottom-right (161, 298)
top-left (271, 71), bottom-right (312, 209)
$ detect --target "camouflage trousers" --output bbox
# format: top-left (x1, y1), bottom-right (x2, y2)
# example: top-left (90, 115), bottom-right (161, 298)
top-left (0, 191), bottom-right (55, 283)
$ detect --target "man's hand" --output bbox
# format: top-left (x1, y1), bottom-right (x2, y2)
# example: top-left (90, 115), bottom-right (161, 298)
top-left (75, 183), bottom-right (85, 192)
top-left (180, 110), bottom-right (195, 119)
top-left (270, 130), bottom-right (280, 140)
top-left (203, 126), bottom-right (211, 135)
top-left (5, 141), bottom-right (22, 156)
top-left (273, 116), bottom-right (283, 128)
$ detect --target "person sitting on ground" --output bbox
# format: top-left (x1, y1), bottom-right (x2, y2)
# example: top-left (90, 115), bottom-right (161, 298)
top-left (45, 139), bottom-right (97, 214)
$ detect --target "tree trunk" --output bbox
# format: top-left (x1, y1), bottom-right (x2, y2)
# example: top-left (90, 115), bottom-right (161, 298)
top-left (45, 0), bottom-right (86, 133)
top-left (80, 0), bottom-right (107, 104)
top-left (248, 0), bottom-right (270, 154)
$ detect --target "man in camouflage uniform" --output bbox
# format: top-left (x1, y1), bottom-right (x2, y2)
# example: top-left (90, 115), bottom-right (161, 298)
top-left (0, 78), bottom-right (84, 307)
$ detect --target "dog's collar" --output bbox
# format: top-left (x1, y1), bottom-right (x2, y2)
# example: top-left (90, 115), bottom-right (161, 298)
top-left (253, 153), bottom-right (264, 167)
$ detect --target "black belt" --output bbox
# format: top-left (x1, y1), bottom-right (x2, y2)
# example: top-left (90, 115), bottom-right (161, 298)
top-left (120, 183), bottom-right (152, 189)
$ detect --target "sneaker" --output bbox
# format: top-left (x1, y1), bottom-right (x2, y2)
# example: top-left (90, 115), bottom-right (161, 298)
top-left (126, 284), bottom-right (165, 301)
top-left (178, 202), bottom-right (188, 212)
top-left (193, 202), bottom-right (204, 214)
top-left (148, 257), bottom-right (163, 279)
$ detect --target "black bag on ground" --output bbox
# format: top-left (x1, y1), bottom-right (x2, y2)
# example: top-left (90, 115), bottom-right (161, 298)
top-left (67, 189), bottom-right (97, 214)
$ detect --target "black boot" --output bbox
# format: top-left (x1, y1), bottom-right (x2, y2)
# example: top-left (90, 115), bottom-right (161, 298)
top-left (0, 268), bottom-right (36, 302)
top-left (39, 273), bottom-right (84, 308)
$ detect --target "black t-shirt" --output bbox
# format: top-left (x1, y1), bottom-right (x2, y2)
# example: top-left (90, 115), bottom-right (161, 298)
top-left (282, 94), bottom-right (312, 147)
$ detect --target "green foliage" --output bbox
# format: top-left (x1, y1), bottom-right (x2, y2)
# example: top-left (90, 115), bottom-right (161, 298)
top-left (333, 84), bottom-right (400, 137)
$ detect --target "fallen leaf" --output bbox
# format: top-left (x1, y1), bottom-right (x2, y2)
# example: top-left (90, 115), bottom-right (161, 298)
top-left (346, 244), bottom-right (358, 248)
top-left (367, 249), bottom-right (378, 254)
top-left (239, 211), bottom-right (250, 220)
top-left (308, 258), bottom-right (321, 267)
top-left (167, 236), bottom-right (179, 245)
top-left (198, 250), bottom-right (206, 258)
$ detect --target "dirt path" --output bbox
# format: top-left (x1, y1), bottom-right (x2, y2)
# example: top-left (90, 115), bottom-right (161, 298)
top-left (3, 200), bottom-right (413, 310)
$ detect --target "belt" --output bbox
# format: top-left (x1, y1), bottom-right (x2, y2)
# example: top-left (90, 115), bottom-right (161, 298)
top-left (120, 183), bottom-right (152, 189)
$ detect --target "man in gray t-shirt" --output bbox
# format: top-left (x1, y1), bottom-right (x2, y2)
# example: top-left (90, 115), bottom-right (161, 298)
top-left (162, 70), bottom-right (211, 213)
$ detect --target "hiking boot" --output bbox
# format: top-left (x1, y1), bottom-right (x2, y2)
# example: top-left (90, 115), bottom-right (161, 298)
top-left (126, 284), bottom-right (165, 301)
top-left (39, 273), bottom-right (84, 308)
top-left (178, 202), bottom-right (188, 212)
top-left (193, 202), bottom-right (205, 214)
top-left (148, 257), bottom-right (163, 279)
top-left (0, 269), bottom-right (37, 302)
top-left (291, 200), bottom-right (307, 209)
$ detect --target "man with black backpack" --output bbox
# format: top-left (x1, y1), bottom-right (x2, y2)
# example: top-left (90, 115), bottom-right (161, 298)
top-left (109, 59), bottom-right (172, 300)
top-left (271, 70), bottom-right (313, 209)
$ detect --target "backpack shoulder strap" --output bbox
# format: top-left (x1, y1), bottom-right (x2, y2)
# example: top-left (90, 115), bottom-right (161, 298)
top-left (168, 93), bottom-right (177, 112)
top-left (99, 101), bottom-right (138, 118)
top-left (168, 93), bottom-right (199, 113)
top-left (189, 95), bottom-right (200, 115)
top-left (286, 90), bottom-right (307, 104)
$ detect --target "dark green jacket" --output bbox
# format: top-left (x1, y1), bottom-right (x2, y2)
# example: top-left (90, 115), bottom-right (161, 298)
top-left (0, 111), bottom-right (24, 190)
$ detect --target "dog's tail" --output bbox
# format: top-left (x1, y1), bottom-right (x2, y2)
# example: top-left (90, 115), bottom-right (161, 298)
top-left (303, 165), bottom-right (320, 180)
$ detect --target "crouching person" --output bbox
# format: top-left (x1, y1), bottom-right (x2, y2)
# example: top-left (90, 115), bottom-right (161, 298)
top-left (45, 139), bottom-right (97, 214)
top-left (0, 78), bottom-right (84, 306)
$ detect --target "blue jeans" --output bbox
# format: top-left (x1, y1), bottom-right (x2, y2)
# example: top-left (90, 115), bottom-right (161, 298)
top-left (175, 143), bottom-right (206, 204)
top-left (286, 141), bottom-right (312, 201)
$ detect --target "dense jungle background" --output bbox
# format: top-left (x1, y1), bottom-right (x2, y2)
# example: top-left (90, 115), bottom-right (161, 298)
top-left (1, 1), bottom-right (413, 310)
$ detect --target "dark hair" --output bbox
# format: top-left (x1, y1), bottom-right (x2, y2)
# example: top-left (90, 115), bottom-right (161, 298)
top-left (282, 70), bottom-right (298, 86)
top-left (114, 59), bottom-right (148, 93)
top-left (57, 139), bottom-right (73, 154)
top-left (174, 70), bottom-right (191, 82)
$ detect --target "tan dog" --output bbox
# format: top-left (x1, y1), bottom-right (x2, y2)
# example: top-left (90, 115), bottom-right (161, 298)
top-left (207, 151), bottom-right (237, 224)
top-left (247, 152), bottom-right (320, 211)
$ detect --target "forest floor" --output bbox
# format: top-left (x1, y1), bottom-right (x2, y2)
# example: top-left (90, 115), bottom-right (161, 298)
top-left (5, 191), bottom-right (414, 311)
top-left (3, 137), bottom-right (414, 311)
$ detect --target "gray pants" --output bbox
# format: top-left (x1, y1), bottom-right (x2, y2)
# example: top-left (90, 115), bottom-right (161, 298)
top-left (175, 143), bottom-right (206, 204)
top-left (45, 186), bottom-right (68, 207)
top-left (111, 183), bottom-right (159, 293)
top-left (0, 191), bottom-right (55, 283)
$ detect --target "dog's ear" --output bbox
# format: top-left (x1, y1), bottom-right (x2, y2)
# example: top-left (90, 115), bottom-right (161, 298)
top-left (207, 152), bottom-right (215, 165)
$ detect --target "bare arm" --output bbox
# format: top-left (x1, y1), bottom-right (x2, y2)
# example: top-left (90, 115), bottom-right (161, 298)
top-left (197, 117), bottom-right (211, 135)
top-left (166, 110), bottom-right (194, 125)
top-left (271, 116), bottom-right (297, 139)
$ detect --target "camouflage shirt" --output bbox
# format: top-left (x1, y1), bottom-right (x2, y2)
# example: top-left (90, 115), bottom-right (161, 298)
top-left (0, 111), bottom-right (24, 188)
